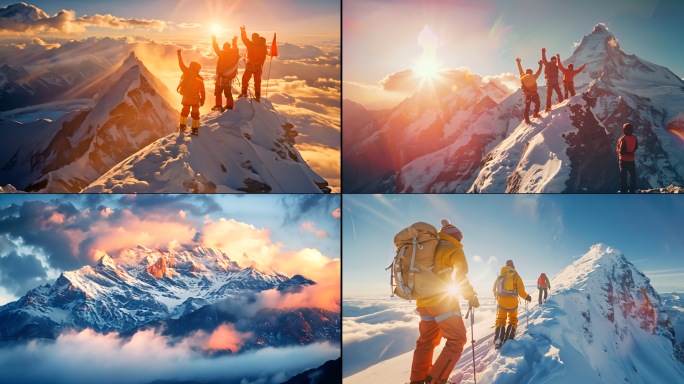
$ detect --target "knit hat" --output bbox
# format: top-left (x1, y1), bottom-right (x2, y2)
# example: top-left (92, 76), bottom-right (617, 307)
top-left (506, 259), bottom-right (515, 268)
top-left (440, 219), bottom-right (462, 238)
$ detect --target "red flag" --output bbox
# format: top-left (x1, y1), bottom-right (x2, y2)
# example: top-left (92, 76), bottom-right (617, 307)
top-left (270, 33), bottom-right (278, 57)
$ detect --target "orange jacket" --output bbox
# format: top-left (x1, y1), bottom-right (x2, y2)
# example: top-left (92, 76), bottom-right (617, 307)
top-left (241, 29), bottom-right (268, 65)
top-left (558, 62), bottom-right (587, 83)
top-left (617, 134), bottom-right (638, 162)
top-left (213, 40), bottom-right (239, 78)
top-left (177, 55), bottom-right (206, 106)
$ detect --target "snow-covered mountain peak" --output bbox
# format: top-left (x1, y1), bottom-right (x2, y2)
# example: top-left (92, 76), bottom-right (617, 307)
top-left (83, 97), bottom-right (330, 193)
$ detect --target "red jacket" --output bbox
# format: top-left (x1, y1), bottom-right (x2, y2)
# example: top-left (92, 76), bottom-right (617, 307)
top-left (617, 134), bottom-right (638, 162)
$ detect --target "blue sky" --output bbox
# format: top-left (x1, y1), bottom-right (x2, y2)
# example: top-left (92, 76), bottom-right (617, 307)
top-left (343, 194), bottom-right (684, 298)
top-left (0, 194), bottom-right (340, 304)
top-left (344, 0), bottom-right (684, 106)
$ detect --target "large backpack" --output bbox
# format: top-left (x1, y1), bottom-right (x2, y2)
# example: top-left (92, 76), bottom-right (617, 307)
top-left (387, 222), bottom-right (445, 300)
top-left (537, 273), bottom-right (548, 289)
top-left (520, 73), bottom-right (537, 94)
top-left (544, 62), bottom-right (559, 80)
top-left (177, 74), bottom-right (203, 97)
top-left (494, 267), bottom-right (518, 298)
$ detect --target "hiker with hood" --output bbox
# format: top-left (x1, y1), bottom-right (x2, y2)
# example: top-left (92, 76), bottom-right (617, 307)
top-left (516, 57), bottom-right (543, 124)
top-left (176, 49), bottom-right (206, 136)
top-left (556, 54), bottom-right (586, 98)
top-left (542, 48), bottom-right (563, 112)
top-left (211, 34), bottom-right (240, 111)
top-left (616, 122), bottom-right (639, 193)
top-left (239, 25), bottom-right (268, 102)
top-left (492, 259), bottom-right (531, 349)
top-left (537, 272), bottom-right (551, 305)
top-left (410, 219), bottom-right (479, 384)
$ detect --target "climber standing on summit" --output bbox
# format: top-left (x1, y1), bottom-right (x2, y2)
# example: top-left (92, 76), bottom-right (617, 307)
top-left (617, 122), bottom-right (639, 193)
top-left (542, 48), bottom-right (563, 112)
top-left (556, 54), bottom-right (586, 99)
top-left (239, 25), bottom-right (268, 102)
top-left (177, 50), bottom-right (205, 136)
top-left (211, 34), bottom-right (240, 112)
top-left (516, 57), bottom-right (543, 124)
top-left (409, 219), bottom-right (479, 384)
top-left (492, 259), bottom-right (531, 349)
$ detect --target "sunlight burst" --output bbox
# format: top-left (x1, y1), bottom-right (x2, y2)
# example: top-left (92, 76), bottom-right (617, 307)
top-left (211, 23), bottom-right (222, 35)
top-left (412, 56), bottom-right (440, 80)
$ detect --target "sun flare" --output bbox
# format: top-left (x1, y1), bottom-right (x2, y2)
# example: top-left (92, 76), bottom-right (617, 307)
top-left (412, 56), bottom-right (440, 80)
top-left (211, 23), bottom-right (222, 35)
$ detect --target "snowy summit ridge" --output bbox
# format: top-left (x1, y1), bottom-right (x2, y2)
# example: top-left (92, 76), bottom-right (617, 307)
top-left (84, 97), bottom-right (330, 193)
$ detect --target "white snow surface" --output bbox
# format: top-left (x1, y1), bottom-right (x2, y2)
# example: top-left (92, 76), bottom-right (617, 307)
top-left (345, 244), bottom-right (684, 383)
top-left (84, 97), bottom-right (328, 193)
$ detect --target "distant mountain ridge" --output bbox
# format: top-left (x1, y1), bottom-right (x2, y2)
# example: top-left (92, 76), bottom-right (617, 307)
top-left (0, 245), bottom-right (323, 342)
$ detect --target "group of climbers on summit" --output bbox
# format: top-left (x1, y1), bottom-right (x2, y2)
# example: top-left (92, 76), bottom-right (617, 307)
top-left (176, 25), bottom-right (271, 135)
top-left (517, 48), bottom-right (586, 124)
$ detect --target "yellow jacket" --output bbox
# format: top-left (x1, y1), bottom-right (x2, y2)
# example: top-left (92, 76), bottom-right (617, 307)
top-left (417, 232), bottom-right (476, 308)
top-left (494, 265), bottom-right (529, 310)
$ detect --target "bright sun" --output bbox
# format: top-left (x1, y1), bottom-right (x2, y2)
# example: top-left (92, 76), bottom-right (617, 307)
top-left (412, 56), bottom-right (440, 80)
top-left (211, 23), bottom-right (222, 35)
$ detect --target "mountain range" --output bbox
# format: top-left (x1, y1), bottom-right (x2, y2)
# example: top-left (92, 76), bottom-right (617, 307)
top-left (0, 245), bottom-right (339, 350)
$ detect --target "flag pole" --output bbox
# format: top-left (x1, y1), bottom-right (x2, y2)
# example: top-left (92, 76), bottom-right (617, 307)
top-left (266, 33), bottom-right (277, 98)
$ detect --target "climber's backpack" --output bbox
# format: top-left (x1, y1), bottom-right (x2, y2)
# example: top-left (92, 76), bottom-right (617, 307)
top-left (494, 267), bottom-right (518, 298)
top-left (387, 222), bottom-right (446, 300)
top-left (537, 273), bottom-right (548, 289)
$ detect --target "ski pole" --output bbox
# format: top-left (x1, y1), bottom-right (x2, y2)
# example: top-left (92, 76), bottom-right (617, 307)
top-left (525, 300), bottom-right (529, 329)
top-left (465, 306), bottom-right (477, 384)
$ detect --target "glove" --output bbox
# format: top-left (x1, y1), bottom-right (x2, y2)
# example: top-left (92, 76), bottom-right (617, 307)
top-left (177, 49), bottom-right (181, 55)
top-left (525, 295), bottom-right (532, 302)
top-left (468, 294), bottom-right (480, 308)
top-left (516, 57), bottom-right (521, 63)
top-left (542, 47), bottom-right (546, 52)
top-left (211, 34), bottom-right (216, 41)
top-left (240, 25), bottom-right (245, 31)
top-left (538, 60), bottom-right (543, 65)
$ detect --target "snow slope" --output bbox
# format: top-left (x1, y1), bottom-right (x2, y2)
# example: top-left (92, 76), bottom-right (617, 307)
top-left (345, 244), bottom-right (684, 383)
top-left (84, 97), bottom-right (330, 193)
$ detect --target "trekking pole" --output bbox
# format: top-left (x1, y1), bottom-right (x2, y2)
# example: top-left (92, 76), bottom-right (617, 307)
top-left (526, 300), bottom-right (529, 329)
top-left (265, 54), bottom-right (273, 97)
top-left (465, 306), bottom-right (477, 384)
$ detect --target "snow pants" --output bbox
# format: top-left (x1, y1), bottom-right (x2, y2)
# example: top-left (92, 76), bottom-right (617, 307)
top-left (524, 92), bottom-right (540, 121)
top-left (495, 305), bottom-right (518, 332)
top-left (214, 76), bottom-right (234, 109)
top-left (619, 160), bottom-right (638, 193)
top-left (538, 288), bottom-right (548, 304)
top-left (563, 81), bottom-right (576, 99)
top-left (241, 62), bottom-right (262, 98)
top-left (546, 82), bottom-right (563, 110)
top-left (410, 306), bottom-right (467, 384)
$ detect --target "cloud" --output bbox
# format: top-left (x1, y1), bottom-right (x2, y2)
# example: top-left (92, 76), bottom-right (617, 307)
top-left (332, 207), bottom-right (341, 219)
top-left (0, 3), bottom-right (167, 35)
top-left (0, 328), bottom-right (339, 384)
top-left (301, 221), bottom-right (329, 238)
top-left (0, 251), bottom-right (49, 295)
top-left (281, 195), bottom-right (341, 225)
top-left (197, 323), bottom-right (251, 353)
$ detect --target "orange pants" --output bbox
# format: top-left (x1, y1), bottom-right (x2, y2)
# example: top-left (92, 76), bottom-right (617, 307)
top-left (495, 306), bottom-right (519, 331)
top-left (410, 306), bottom-right (467, 383)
